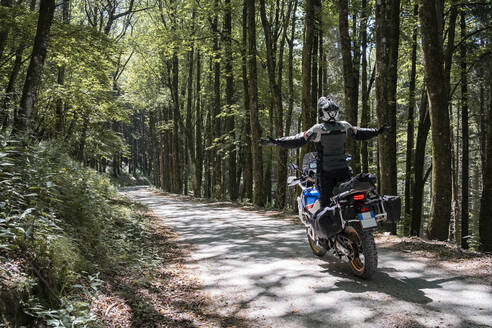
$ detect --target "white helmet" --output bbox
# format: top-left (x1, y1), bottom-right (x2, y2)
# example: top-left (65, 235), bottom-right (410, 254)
top-left (317, 96), bottom-right (340, 122)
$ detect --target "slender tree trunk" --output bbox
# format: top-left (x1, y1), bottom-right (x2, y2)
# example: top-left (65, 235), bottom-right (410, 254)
top-left (224, 0), bottom-right (237, 201)
top-left (419, 0), bottom-right (454, 240)
top-left (259, 0), bottom-right (292, 208)
top-left (211, 0), bottom-right (222, 198)
top-left (478, 34), bottom-right (492, 251)
top-left (411, 85), bottom-right (430, 236)
top-left (55, 0), bottom-right (70, 137)
top-left (195, 50), bottom-right (203, 197)
top-left (12, 0), bottom-right (56, 136)
top-left (460, 10), bottom-right (469, 249)
top-left (310, 0), bottom-right (319, 123)
top-left (241, 0), bottom-right (252, 201)
top-left (248, 0), bottom-right (263, 206)
top-left (185, 44), bottom-right (197, 194)
top-left (360, 0), bottom-right (369, 173)
top-left (375, 0), bottom-right (400, 234)
top-left (149, 110), bottom-right (160, 187)
top-left (1, 45), bottom-right (23, 131)
top-left (300, 0), bottom-right (314, 165)
top-left (285, 0), bottom-right (298, 137)
top-left (338, 0), bottom-right (360, 172)
top-left (404, 2), bottom-right (418, 236)
top-left (0, 0), bottom-right (13, 60)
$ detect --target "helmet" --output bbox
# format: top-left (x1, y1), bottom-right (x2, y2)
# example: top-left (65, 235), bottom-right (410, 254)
top-left (317, 96), bottom-right (340, 122)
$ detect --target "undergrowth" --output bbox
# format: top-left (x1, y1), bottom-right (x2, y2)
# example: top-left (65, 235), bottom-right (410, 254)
top-left (0, 134), bottom-right (154, 327)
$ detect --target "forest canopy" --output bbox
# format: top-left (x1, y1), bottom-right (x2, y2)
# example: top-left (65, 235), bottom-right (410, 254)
top-left (0, 0), bottom-right (491, 250)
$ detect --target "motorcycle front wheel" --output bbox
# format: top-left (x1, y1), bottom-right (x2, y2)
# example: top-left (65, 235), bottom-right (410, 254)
top-left (344, 223), bottom-right (378, 279)
top-left (306, 227), bottom-right (327, 257)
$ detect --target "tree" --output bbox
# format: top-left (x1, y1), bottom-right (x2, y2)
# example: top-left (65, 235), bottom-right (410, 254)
top-left (479, 64), bottom-right (492, 251)
top-left (404, 2), bottom-right (419, 235)
top-left (259, 0), bottom-right (293, 208)
top-left (460, 8), bottom-right (470, 248)
top-left (419, 0), bottom-right (454, 240)
top-left (375, 0), bottom-right (400, 234)
top-left (300, 0), bottom-right (315, 165)
top-left (338, 0), bottom-right (361, 173)
top-left (12, 0), bottom-right (56, 136)
top-left (248, 0), bottom-right (263, 206)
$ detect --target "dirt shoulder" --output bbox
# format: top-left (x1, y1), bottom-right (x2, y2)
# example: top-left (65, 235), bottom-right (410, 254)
top-left (91, 200), bottom-right (251, 328)
top-left (376, 234), bottom-right (492, 284)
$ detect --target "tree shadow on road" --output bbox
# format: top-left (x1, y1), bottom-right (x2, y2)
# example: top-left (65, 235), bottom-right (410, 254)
top-left (317, 256), bottom-right (465, 304)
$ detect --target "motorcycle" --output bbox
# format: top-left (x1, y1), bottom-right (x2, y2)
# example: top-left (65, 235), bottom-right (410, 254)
top-left (287, 152), bottom-right (401, 279)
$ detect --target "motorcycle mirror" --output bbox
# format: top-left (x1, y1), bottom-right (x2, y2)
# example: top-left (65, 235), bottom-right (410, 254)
top-left (288, 163), bottom-right (299, 171)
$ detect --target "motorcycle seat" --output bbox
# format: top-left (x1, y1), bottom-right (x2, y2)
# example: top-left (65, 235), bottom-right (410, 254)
top-left (332, 173), bottom-right (376, 196)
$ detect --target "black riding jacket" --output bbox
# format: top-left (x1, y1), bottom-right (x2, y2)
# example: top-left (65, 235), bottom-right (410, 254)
top-left (275, 121), bottom-right (379, 172)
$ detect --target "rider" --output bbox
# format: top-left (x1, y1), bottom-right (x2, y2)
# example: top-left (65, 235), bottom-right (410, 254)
top-left (260, 96), bottom-right (387, 209)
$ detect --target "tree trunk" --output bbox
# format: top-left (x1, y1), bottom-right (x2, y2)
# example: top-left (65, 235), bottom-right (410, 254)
top-left (338, 0), bottom-right (360, 173)
top-left (259, 0), bottom-right (292, 208)
top-left (411, 85), bottom-right (430, 236)
top-left (404, 2), bottom-right (418, 236)
top-left (419, 0), bottom-right (453, 240)
top-left (248, 0), bottom-right (263, 206)
top-left (12, 0), bottom-right (56, 136)
top-left (241, 0), bottom-right (252, 201)
top-left (300, 0), bottom-right (314, 165)
top-left (0, 0), bottom-right (13, 60)
top-left (460, 10), bottom-right (469, 249)
top-left (149, 110), bottom-right (160, 187)
top-left (195, 50), bottom-right (203, 197)
top-left (185, 44), bottom-right (197, 194)
top-left (360, 0), bottom-right (369, 173)
top-left (224, 0), bottom-right (237, 201)
top-left (310, 0), bottom-right (319, 124)
top-left (171, 53), bottom-right (181, 193)
top-left (211, 0), bottom-right (222, 198)
top-left (478, 50), bottom-right (492, 251)
top-left (285, 0), bottom-right (298, 137)
top-left (1, 45), bottom-right (23, 131)
top-left (375, 0), bottom-right (400, 234)
top-left (55, 0), bottom-right (70, 137)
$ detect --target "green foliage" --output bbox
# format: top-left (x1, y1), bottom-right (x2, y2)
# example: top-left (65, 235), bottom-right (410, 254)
top-left (0, 134), bottom-right (152, 326)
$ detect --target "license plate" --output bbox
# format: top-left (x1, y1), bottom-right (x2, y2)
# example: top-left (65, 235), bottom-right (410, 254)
top-left (359, 211), bottom-right (377, 229)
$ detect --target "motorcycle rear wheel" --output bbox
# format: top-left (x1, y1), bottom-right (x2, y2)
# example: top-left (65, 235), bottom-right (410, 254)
top-left (344, 223), bottom-right (378, 279)
top-left (307, 228), bottom-right (327, 257)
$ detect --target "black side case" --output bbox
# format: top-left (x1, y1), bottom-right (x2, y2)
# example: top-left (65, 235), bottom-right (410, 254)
top-left (382, 195), bottom-right (401, 223)
top-left (315, 206), bottom-right (342, 239)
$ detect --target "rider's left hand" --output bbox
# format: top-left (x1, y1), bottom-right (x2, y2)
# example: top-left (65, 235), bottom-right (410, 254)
top-left (378, 124), bottom-right (390, 135)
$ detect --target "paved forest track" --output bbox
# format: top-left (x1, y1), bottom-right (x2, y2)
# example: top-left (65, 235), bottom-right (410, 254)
top-left (122, 186), bottom-right (492, 328)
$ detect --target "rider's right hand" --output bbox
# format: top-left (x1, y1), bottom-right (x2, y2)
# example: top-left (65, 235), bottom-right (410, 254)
top-left (259, 135), bottom-right (277, 146)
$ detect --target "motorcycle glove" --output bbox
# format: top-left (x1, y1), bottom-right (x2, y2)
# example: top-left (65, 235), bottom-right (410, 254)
top-left (259, 135), bottom-right (277, 146)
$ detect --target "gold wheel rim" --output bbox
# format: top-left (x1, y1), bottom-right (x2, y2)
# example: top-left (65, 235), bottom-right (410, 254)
top-left (309, 235), bottom-right (321, 252)
top-left (346, 227), bottom-right (365, 272)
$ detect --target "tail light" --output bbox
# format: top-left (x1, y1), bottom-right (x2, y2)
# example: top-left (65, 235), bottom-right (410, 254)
top-left (353, 194), bottom-right (365, 201)
top-left (360, 207), bottom-right (369, 212)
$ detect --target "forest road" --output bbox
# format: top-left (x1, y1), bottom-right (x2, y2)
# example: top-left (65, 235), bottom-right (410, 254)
top-left (123, 187), bottom-right (492, 328)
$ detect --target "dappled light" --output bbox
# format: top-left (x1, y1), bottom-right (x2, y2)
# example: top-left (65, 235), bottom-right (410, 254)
top-left (124, 187), bottom-right (492, 328)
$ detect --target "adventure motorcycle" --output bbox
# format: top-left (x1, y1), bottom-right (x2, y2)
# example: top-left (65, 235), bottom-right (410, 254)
top-left (288, 152), bottom-right (401, 279)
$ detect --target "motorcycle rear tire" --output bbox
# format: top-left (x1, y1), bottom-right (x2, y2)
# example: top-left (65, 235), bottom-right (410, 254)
top-left (345, 223), bottom-right (378, 279)
top-left (307, 229), bottom-right (327, 257)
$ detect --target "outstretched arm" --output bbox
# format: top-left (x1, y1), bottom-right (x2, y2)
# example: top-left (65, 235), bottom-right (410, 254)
top-left (260, 124), bottom-right (323, 148)
top-left (347, 124), bottom-right (388, 140)
top-left (260, 132), bottom-right (308, 149)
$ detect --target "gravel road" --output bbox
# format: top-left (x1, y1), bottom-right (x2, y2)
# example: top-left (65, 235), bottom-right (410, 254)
top-left (123, 187), bottom-right (492, 328)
